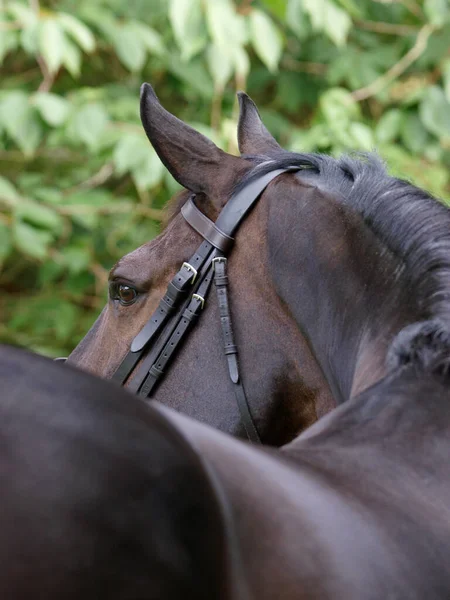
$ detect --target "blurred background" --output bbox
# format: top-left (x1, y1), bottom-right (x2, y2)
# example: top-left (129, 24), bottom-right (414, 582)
top-left (0, 0), bottom-right (449, 357)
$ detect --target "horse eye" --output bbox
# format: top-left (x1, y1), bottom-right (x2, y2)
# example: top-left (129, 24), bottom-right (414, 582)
top-left (110, 283), bottom-right (138, 306)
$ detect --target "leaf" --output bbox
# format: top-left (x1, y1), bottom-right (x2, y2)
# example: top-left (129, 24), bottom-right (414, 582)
top-left (349, 123), bottom-right (374, 150)
top-left (286, 0), bottom-right (309, 39)
top-left (129, 21), bottom-right (165, 56)
top-left (169, 0), bottom-right (206, 61)
top-left (62, 37), bottom-right (82, 77)
top-left (60, 246), bottom-right (91, 274)
top-left (375, 109), bottom-right (403, 144)
top-left (58, 13), bottom-right (95, 53)
top-left (132, 149), bottom-right (165, 190)
top-left (38, 19), bottom-right (66, 74)
top-left (0, 91), bottom-right (43, 155)
top-left (0, 223), bottom-right (12, 261)
top-left (33, 93), bottom-right (70, 127)
top-left (320, 88), bottom-right (360, 124)
top-left (424, 0), bottom-right (450, 27)
top-left (259, 0), bottom-right (286, 19)
top-left (72, 104), bottom-right (109, 149)
top-left (206, 43), bottom-right (233, 89)
top-left (14, 201), bottom-right (63, 233)
top-left (419, 85), bottom-right (450, 139)
top-left (400, 113), bottom-right (429, 154)
top-left (232, 46), bottom-right (250, 78)
top-left (443, 58), bottom-right (450, 102)
top-left (0, 176), bottom-right (20, 207)
top-left (0, 30), bottom-right (18, 64)
top-left (113, 24), bottom-right (147, 71)
top-left (303, 0), bottom-right (351, 46)
top-left (113, 134), bottom-right (151, 175)
top-left (13, 221), bottom-right (52, 260)
top-left (206, 0), bottom-right (248, 47)
top-left (249, 9), bottom-right (283, 72)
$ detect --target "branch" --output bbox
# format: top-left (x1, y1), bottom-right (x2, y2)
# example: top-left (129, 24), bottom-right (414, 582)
top-left (64, 163), bottom-right (114, 194)
top-left (356, 20), bottom-right (419, 36)
top-left (370, 0), bottom-right (424, 19)
top-left (351, 24), bottom-right (436, 102)
top-left (281, 57), bottom-right (328, 75)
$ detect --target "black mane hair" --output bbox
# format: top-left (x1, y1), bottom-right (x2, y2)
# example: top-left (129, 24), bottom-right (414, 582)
top-left (236, 151), bottom-right (450, 372)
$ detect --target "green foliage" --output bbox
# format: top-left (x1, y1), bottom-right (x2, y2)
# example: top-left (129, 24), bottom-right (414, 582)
top-left (1, 0), bottom-right (450, 356)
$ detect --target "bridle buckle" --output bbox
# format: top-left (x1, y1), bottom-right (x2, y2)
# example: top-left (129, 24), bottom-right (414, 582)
top-left (182, 262), bottom-right (198, 283)
top-left (192, 293), bottom-right (205, 309)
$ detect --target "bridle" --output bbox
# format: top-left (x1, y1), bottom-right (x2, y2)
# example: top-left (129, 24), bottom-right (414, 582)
top-left (58, 164), bottom-right (300, 443)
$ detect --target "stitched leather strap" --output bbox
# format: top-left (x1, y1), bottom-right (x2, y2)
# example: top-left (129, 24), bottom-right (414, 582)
top-left (215, 166), bottom-right (299, 235)
top-left (213, 257), bottom-right (260, 444)
top-left (138, 262), bottom-right (215, 397)
top-left (181, 198), bottom-right (234, 252)
top-left (130, 240), bottom-right (213, 353)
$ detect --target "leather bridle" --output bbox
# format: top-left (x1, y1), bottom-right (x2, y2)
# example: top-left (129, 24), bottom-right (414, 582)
top-left (59, 164), bottom-right (300, 443)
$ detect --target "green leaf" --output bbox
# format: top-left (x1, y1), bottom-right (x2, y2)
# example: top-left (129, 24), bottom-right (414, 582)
top-left (259, 0), bottom-right (286, 19)
top-left (400, 113), bottom-right (429, 154)
top-left (114, 24), bottom-right (147, 71)
top-left (129, 21), bottom-right (165, 56)
top-left (0, 176), bottom-right (20, 207)
top-left (206, 43), bottom-right (233, 89)
top-left (443, 58), bottom-right (450, 102)
top-left (419, 85), bottom-right (450, 139)
top-left (232, 45), bottom-right (250, 78)
top-left (60, 246), bottom-right (91, 274)
top-left (0, 30), bottom-right (18, 64)
top-left (424, 0), bottom-right (450, 27)
top-left (349, 123), bottom-right (374, 150)
top-left (303, 0), bottom-right (351, 46)
top-left (14, 201), bottom-right (63, 233)
top-left (113, 134), bottom-right (150, 175)
top-left (132, 149), bottom-right (165, 190)
top-left (320, 88), bottom-right (360, 124)
top-left (58, 13), bottom-right (95, 53)
top-left (62, 37), bottom-right (82, 77)
top-left (72, 104), bottom-right (109, 149)
top-left (249, 9), bottom-right (283, 72)
top-left (375, 109), bottom-right (403, 144)
top-left (38, 19), bottom-right (66, 74)
top-left (286, 0), bottom-right (309, 39)
top-left (0, 223), bottom-right (12, 261)
top-left (13, 221), bottom-right (52, 260)
top-left (33, 93), bottom-right (70, 127)
top-left (170, 0), bottom-right (206, 61)
top-left (0, 91), bottom-right (43, 155)
top-left (206, 0), bottom-right (248, 47)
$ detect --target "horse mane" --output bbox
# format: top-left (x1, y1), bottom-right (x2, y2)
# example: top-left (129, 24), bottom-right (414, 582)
top-left (236, 151), bottom-right (450, 375)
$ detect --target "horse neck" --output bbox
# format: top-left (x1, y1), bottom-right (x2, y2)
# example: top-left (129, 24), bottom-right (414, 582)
top-left (266, 178), bottom-right (418, 403)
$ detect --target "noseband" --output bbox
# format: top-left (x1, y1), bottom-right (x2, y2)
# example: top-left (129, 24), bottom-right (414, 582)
top-left (60, 164), bottom-right (299, 443)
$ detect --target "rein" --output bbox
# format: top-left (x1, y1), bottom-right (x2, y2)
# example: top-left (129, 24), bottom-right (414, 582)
top-left (63, 164), bottom-right (300, 443)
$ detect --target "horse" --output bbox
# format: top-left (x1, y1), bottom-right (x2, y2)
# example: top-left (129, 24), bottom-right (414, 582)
top-left (2, 326), bottom-right (450, 598)
top-left (68, 83), bottom-right (450, 445)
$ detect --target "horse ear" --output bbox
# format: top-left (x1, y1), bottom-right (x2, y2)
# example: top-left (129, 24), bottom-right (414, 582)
top-left (140, 83), bottom-right (242, 198)
top-left (237, 92), bottom-right (282, 156)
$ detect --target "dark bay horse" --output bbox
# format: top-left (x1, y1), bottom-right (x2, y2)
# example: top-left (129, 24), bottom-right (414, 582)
top-left (2, 328), bottom-right (450, 598)
top-left (69, 83), bottom-right (450, 445)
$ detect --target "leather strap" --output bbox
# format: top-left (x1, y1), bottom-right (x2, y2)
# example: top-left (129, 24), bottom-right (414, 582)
top-left (215, 166), bottom-right (300, 236)
top-left (126, 249), bottom-right (219, 393)
top-left (138, 262), bottom-right (216, 397)
top-left (130, 240), bottom-right (213, 353)
top-left (213, 258), bottom-right (260, 444)
top-left (182, 198), bottom-right (234, 252)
